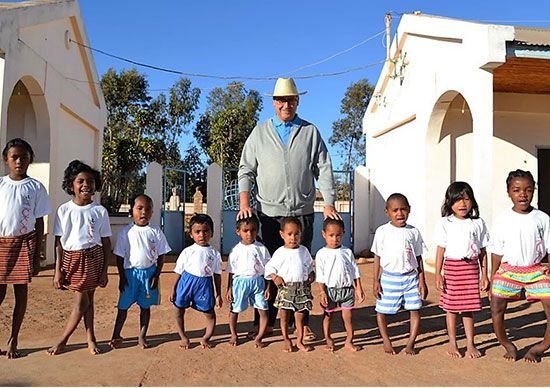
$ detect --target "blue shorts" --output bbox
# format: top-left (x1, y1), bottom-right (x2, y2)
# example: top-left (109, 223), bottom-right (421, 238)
top-left (174, 272), bottom-right (215, 312)
top-left (375, 270), bottom-right (422, 315)
top-left (118, 266), bottom-right (159, 310)
top-left (230, 276), bottom-right (268, 313)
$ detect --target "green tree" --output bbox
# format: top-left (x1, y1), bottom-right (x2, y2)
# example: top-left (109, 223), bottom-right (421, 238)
top-left (330, 78), bottom-right (374, 170)
top-left (193, 82), bottom-right (262, 168)
top-left (100, 67), bottom-right (200, 212)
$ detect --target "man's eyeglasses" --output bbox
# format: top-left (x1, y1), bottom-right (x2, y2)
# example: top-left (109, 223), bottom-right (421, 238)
top-left (274, 97), bottom-right (298, 105)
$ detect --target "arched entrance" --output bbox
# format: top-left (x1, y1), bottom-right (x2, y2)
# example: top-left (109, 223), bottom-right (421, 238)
top-left (425, 91), bottom-right (473, 246)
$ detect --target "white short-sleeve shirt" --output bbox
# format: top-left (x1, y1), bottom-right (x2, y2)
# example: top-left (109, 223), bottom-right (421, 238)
top-left (371, 222), bottom-right (424, 274)
top-left (226, 241), bottom-right (271, 277)
top-left (0, 175), bottom-right (52, 237)
top-left (434, 215), bottom-right (489, 260)
top-left (264, 245), bottom-right (313, 283)
top-left (54, 201), bottom-right (112, 251)
top-left (174, 243), bottom-right (222, 277)
top-left (315, 246), bottom-right (361, 288)
top-left (489, 208), bottom-right (550, 266)
top-left (114, 222), bottom-right (171, 269)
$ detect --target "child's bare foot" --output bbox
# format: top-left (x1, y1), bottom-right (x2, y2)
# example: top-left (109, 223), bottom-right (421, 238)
top-left (138, 338), bottom-right (151, 349)
top-left (447, 342), bottom-right (462, 358)
top-left (46, 342), bottom-right (65, 356)
top-left (404, 344), bottom-right (417, 355)
top-left (200, 338), bottom-right (212, 349)
top-left (109, 337), bottom-right (123, 349)
top-left (247, 328), bottom-right (258, 340)
top-left (178, 336), bottom-right (190, 350)
top-left (465, 344), bottom-right (481, 359)
top-left (325, 338), bottom-right (335, 352)
top-left (502, 341), bottom-right (518, 361)
top-left (88, 341), bottom-right (101, 355)
top-left (254, 339), bottom-right (266, 349)
top-left (344, 341), bottom-right (361, 352)
top-left (523, 344), bottom-right (544, 363)
top-left (297, 342), bottom-right (314, 352)
top-left (6, 339), bottom-right (21, 359)
top-left (382, 339), bottom-right (396, 355)
top-left (283, 339), bottom-right (293, 353)
top-left (304, 327), bottom-right (317, 341)
top-left (229, 335), bottom-right (238, 347)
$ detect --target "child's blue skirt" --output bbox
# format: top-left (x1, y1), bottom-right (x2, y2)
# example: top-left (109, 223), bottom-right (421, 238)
top-left (174, 271), bottom-right (214, 312)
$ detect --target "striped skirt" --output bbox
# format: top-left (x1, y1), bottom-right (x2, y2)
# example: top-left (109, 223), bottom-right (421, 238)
top-left (0, 231), bottom-right (37, 284)
top-left (62, 245), bottom-right (105, 292)
top-left (439, 257), bottom-right (481, 313)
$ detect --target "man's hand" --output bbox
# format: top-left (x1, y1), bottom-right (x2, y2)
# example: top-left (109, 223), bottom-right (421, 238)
top-left (237, 206), bottom-right (254, 220)
top-left (323, 205), bottom-right (342, 220)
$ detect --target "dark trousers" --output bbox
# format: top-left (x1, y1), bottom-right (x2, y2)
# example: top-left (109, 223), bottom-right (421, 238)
top-left (254, 212), bottom-right (314, 328)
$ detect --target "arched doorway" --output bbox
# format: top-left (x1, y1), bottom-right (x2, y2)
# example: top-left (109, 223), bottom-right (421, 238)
top-left (425, 91), bottom-right (473, 247)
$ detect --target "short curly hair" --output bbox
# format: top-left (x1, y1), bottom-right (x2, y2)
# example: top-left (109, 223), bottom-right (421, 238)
top-left (62, 160), bottom-right (102, 195)
top-left (189, 213), bottom-right (214, 235)
top-left (2, 138), bottom-right (35, 163)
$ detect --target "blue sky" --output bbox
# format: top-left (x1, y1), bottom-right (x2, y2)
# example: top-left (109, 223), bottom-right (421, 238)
top-left (75, 0), bottom-right (550, 168)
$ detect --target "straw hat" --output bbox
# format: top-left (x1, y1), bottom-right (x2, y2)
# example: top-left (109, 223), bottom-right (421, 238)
top-left (268, 78), bottom-right (308, 97)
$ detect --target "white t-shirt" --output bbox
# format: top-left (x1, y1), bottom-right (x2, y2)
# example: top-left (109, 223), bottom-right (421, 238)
top-left (226, 241), bottom-right (271, 277)
top-left (315, 246), bottom-right (361, 288)
top-left (0, 175), bottom-right (52, 237)
top-left (264, 245), bottom-right (313, 283)
top-left (490, 208), bottom-right (550, 266)
top-left (371, 222), bottom-right (424, 273)
top-left (54, 201), bottom-right (112, 251)
top-left (114, 223), bottom-right (171, 269)
top-left (174, 243), bottom-right (222, 277)
top-left (434, 215), bottom-right (489, 260)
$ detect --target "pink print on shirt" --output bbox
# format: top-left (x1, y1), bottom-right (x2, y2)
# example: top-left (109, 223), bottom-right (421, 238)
top-left (204, 254), bottom-right (214, 276)
top-left (87, 217), bottom-right (96, 245)
top-left (19, 194), bottom-right (31, 234)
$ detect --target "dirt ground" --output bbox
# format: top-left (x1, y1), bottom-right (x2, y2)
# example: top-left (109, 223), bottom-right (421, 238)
top-left (1, 258), bottom-right (550, 387)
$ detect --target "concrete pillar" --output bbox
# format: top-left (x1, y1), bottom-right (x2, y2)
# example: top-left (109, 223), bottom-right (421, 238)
top-left (353, 166), bottom-right (371, 256)
top-left (207, 163), bottom-right (223, 253)
top-left (146, 162), bottom-right (163, 227)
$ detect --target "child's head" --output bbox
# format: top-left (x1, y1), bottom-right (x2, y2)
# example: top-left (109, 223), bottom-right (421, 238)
top-left (130, 194), bottom-right (153, 227)
top-left (322, 218), bottom-right (345, 249)
top-left (441, 181), bottom-right (479, 219)
top-left (279, 216), bottom-right (302, 249)
top-left (62, 160), bottom-right (102, 204)
top-left (385, 193), bottom-right (410, 228)
top-left (189, 213), bottom-right (214, 247)
top-left (3, 138), bottom-right (34, 179)
top-left (506, 169), bottom-right (535, 213)
top-left (235, 213), bottom-right (259, 245)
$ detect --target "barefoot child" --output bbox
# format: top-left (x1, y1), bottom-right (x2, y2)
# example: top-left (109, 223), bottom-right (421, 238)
top-left (264, 216), bottom-right (315, 352)
top-left (435, 182), bottom-right (490, 359)
top-left (316, 218), bottom-right (364, 352)
top-left (110, 194), bottom-right (170, 349)
top-left (372, 193), bottom-right (428, 355)
top-left (48, 160), bottom-right (112, 355)
top-left (171, 213), bottom-right (222, 349)
top-left (226, 214), bottom-right (271, 347)
top-left (490, 169), bottom-right (550, 363)
top-left (0, 138), bottom-right (51, 358)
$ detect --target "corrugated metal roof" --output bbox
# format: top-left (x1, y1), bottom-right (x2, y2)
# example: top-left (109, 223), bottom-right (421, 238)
top-left (0, 0), bottom-right (70, 10)
top-left (514, 26), bottom-right (550, 47)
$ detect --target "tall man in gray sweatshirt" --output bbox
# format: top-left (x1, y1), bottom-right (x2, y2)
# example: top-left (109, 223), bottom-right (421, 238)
top-left (237, 77), bottom-right (341, 336)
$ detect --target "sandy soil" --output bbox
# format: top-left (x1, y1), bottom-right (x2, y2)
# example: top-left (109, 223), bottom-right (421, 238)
top-left (1, 259), bottom-right (549, 387)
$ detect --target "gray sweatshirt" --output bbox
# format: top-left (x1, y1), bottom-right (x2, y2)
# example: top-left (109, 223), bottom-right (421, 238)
top-left (238, 117), bottom-right (336, 217)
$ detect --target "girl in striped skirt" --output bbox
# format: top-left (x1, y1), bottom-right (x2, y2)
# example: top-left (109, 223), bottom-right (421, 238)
top-left (435, 182), bottom-right (490, 359)
top-left (47, 160), bottom-right (112, 356)
top-left (0, 138), bottom-right (52, 358)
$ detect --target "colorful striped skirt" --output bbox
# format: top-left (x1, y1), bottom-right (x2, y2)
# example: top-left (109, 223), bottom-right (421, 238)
top-left (492, 262), bottom-right (550, 300)
top-left (62, 245), bottom-right (105, 292)
top-left (0, 231), bottom-right (37, 284)
top-left (439, 257), bottom-right (481, 313)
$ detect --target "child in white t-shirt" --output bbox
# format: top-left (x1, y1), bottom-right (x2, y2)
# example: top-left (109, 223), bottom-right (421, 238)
top-left (371, 193), bottom-right (428, 355)
top-left (226, 214), bottom-right (271, 347)
top-left (0, 138), bottom-right (52, 359)
top-left (490, 169), bottom-right (550, 363)
top-left (264, 216), bottom-right (315, 353)
top-left (110, 194), bottom-right (171, 349)
top-left (48, 160), bottom-right (112, 356)
top-left (171, 214), bottom-right (222, 349)
top-left (316, 218), bottom-right (364, 352)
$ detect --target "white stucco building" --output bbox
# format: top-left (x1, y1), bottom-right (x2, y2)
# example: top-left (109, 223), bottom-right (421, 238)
top-left (0, 0), bottom-right (106, 263)
top-left (356, 13), bottom-right (550, 262)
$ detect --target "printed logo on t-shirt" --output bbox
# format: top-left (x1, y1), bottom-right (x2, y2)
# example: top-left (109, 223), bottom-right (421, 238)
top-left (252, 250), bottom-right (262, 276)
top-left (204, 253), bottom-right (214, 276)
top-left (467, 230), bottom-right (480, 258)
top-left (148, 238), bottom-right (157, 258)
top-left (405, 237), bottom-right (416, 264)
top-left (87, 217), bottom-right (96, 245)
top-left (19, 194), bottom-right (31, 234)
